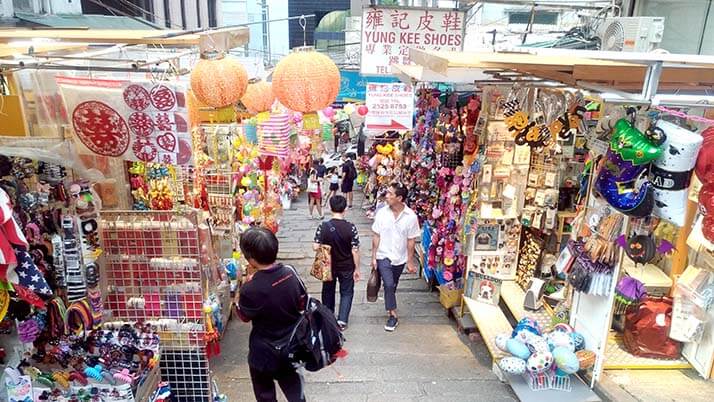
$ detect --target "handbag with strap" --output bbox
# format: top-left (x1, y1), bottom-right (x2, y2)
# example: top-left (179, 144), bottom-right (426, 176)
top-left (366, 266), bottom-right (381, 302)
top-left (311, 221), bottom-right (338, 282)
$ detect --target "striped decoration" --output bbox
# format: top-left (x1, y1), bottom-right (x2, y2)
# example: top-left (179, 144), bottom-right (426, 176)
top-left (257, 113), bottom-right (290, 157)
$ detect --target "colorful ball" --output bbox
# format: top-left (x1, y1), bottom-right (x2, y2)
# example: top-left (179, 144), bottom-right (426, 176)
top-left (553, 347), bottom-right (579, 374)
top-left (498, 357), bottom-right (527, 375)
top-left (526, 351), bottom-right (553, 373)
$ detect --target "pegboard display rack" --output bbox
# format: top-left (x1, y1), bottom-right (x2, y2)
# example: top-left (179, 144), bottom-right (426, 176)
top-left (100, 209), bottom-right (219, 402)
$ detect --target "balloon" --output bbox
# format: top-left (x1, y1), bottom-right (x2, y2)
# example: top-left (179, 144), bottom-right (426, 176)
top-left (695, 126), bottom-right (714, 183)
top-left (595, 119), bottom-right (662, 217)
top-left (499, 357), bottom-right (527, 375)
top-left (553, 347), bottom-right (579, 374)
top-left (344, 103), bottom-right (356, 115)
top-left (357, 105), bottom-right (369, 116)
top-left (650, 120), bottom-right (703, 226)
top-left (526, 351), bottom-right (553, 373)
top-left (507, 338), bottom-right (532, 360)
top-left (323, 106), bottom-right (335, 118)
top-left (699, 182), bottom-right (714, 214)
top-left (495, 333), bottom-right (510, 352)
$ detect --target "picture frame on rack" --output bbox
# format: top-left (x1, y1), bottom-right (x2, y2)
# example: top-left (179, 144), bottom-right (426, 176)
top-left (555, 243), bottom-right (575, 274)
top-left (474, 224), bottom-right (499, 251)
top-left (474, 272), bottom-right (502, 305)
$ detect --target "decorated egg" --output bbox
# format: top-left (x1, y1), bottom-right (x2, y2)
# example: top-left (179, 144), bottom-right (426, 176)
top-left (526, 335), bottom-right (550, 354)
top-left (495, 333), bottom-right (510, 352)
top-left (552, 347), bottom-right (579, 374)
top-left (553, 323), bottom-right (574, 333)
top-left (498, 357), bottom-right (526, 375)
top-left (526, 351), bottom-right (553, 373)
top-left (506, 338), bottom-right (531, 360)
top-left (570, 332), bottom-right (585, 351)
top-left (547, 331), bottom-right (575, 352)
top-left (576, 350), bottom-right (596, 370)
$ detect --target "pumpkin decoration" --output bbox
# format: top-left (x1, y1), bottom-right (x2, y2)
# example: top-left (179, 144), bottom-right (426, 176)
top-left (190, 56), bottom-right (248, 108)
top-left (241, 79), bottom-right (275, 115)
top-left (272, 47), bottom-right (340, 130)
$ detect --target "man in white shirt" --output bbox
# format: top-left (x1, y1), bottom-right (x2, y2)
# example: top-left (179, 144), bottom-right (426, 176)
top-left (371, 183), bottom-right (421, 332)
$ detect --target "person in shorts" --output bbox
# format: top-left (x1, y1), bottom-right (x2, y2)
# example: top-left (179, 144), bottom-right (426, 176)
top-left (307, 169), bottom-right (323, 220)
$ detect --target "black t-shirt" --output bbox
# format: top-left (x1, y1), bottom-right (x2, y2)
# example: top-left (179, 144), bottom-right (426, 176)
top-left (316, 164), bottom-right (327, 178)
top-left (341, 160), bottom-right (355, 180)
top-left (237, 263), bottom-right (306, 371)
top-left (314, 219), bottom-right (359, 272)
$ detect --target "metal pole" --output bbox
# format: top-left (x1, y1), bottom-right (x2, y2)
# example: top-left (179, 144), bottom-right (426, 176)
top-left (641, 61), bottom-right (663, 101)
top-left (698, 0), bottom-right (713, 54)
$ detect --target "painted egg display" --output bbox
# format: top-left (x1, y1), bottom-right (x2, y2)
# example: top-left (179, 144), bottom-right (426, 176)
top-left (498, 357), bottom-right (527, 375)
top-left (506, 338), bottom-right (532, 360)
top-left (526, 351), bottom-right (553, 373)
top-left (495, 333), bottom-right (510, 352)
top-left (547, 331), bottom-right (575, 352)
top-left (576, 350), bottom-right (596, 370)
top-left (526, 335), bottom-right (550, 354)
top-left (553, 347), bottom-right (580, 374)
top-left (570, 332), bottom-right (586, 351)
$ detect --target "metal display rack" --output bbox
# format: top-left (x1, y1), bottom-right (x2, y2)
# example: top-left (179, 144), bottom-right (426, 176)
top-left (100, 210), bottom-right (215, 401)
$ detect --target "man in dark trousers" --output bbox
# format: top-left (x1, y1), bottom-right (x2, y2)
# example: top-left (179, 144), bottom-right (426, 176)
top-left (313, 195), bottom-right (360, 330)
top-left (341, 155), bottom-right (357, 208)
top-left (236, 227), bottom-right (306, 402)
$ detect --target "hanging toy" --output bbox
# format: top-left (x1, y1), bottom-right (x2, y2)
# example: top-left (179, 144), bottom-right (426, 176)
top-left (649, 120), bottom-right (703, 226)
top-left (614, 276), bottom-right (647, 314)
top-left (617, 234), bottom-right (657, 265)
top-left (595, 119), bottom-right (664, 217)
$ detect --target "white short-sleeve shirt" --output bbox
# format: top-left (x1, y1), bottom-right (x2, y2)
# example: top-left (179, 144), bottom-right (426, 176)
top-left (372, 205), bottom-right (421, 266)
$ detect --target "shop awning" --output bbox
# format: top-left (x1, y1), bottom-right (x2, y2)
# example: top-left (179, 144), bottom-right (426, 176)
top-left (0, 43), bottom-right (89, 58)
top-left (400, 48), bottom-right (714, 96)
top-left (14, 12), bottom-right (161, 30)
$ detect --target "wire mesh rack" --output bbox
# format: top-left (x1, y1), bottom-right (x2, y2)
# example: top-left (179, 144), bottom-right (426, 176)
top-left (100, 210), bottom-right (213, 401)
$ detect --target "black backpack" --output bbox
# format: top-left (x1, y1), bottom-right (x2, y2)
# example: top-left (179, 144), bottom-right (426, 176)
top-left (280, 266), bottom-right (345, 371)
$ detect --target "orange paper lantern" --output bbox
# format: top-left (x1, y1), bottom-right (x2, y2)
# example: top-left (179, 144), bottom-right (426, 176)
top-left (190, 56), bottom-right (248, 108)
top-left (241, 79), bottom-right (275, 114)
top-left (272, 47), bottom-right (340, 128)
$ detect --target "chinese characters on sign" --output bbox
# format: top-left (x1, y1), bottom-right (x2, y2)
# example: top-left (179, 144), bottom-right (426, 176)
top-left (365, 83), bottom-right (414, 131)
top-left (361, 7), bottom-right (465, 75)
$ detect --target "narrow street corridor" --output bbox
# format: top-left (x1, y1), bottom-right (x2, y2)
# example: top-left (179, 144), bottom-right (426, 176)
top-left (213, 192), bottom-right (517, 401)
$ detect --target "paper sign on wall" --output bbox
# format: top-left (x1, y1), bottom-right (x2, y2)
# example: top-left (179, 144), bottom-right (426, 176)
top-left (365, 82), bottom-right (414, 131)
top-left (361, 6), bottom-right (465, 75)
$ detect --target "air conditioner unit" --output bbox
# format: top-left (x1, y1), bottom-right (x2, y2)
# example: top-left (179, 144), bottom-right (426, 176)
top-left (598, 17), bottom-right (665, 52)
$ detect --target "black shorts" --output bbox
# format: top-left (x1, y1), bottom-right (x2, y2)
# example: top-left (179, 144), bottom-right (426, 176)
top-left (329, 183), bottom-right (339, 192)
top-left (341, 180), bottom-right (354, 193)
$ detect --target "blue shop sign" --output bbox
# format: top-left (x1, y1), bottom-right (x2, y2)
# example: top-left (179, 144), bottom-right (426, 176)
top-left (337, 70), bottom-right (399, 102)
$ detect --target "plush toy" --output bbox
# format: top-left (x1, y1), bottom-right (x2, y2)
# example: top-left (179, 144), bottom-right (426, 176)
top-left (595, 119), bottom-right (663, 216)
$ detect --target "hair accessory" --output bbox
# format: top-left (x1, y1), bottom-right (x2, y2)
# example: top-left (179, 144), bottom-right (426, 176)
top-left (69, 370), bottom-right (88, 386)
top-left (67, 299), bottom-right (93, 334)
top-left (113, 368), bottom-right (136, 384)
top-left (52, 371), bottom-right (70, 389)
top-left (84, 365), bottom-right (103, 381)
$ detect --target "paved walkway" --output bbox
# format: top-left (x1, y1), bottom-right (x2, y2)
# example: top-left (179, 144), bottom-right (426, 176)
top-left (212, 191), bottom-right (517, 401)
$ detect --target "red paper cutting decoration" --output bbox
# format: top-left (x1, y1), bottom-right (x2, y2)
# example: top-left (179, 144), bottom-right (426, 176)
top-left (174, 114), bottom-right (188, 132)
top-left (157, 132), bottom-right (177, 152)
top-left (72, 101), bottom-right (130, 157)
top-left (128, 112), bottom-right (155, 136)
top-left (150, 85), bottom-right (177, 111)
top-left (132, 137), bottom-right (158, 161)
top-left (177, 139), bottom-right (192, 165)
top-left (175, 91), bottom-right (186, 107)
top-left (123, 84), bottom-right (151, 111)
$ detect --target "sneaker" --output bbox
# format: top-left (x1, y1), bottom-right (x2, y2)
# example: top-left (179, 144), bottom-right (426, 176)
top-left (337, 320), bottom-right (348, 331)
top-left (384, 315), bottom-right (398, 332)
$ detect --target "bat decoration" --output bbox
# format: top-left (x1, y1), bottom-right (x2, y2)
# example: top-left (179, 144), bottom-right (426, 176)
top-left (616, 234), bottom-right (675, 264)
top-left (657, 239), bottom-right (675, 255)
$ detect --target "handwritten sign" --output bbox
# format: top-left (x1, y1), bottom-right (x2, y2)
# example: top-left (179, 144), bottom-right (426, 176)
top-left (361, 6), bottom-right (465, 75)
top-left (365, 82), bottom-right (414, 131)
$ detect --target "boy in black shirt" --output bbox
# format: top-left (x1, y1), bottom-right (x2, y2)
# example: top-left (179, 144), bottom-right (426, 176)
top-left (236, 227), bottom-right (306, 402)
top-left (313, 195), bottom-right (360, 330)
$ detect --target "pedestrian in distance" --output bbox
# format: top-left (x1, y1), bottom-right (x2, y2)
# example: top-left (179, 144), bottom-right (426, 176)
top-left (313, 195), bottom-right (360, 331)
top-left (315, 158), bottom-right (326, 179)
top-left (235, 227), bottom-right (307, 402)
top-left (324, 167), bottom-right (340, 206)
top-left (371, 183), bottom-right (421, 332)
top-left (306, 168), bottom-right (323, 220)
top-left (341, 154), bottom-right (357, 209)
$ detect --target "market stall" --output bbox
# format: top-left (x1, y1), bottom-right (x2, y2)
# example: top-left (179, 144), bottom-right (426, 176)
top-left (391, 47), bottom-right (714, 398)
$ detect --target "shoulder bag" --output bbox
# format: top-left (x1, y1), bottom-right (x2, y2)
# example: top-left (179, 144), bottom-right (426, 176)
top-left (311, 222), bottom-right (334, 281)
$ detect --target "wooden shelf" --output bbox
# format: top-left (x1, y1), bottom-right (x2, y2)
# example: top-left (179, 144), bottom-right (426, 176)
top-left (501, 281), bottom-right (553, 331)
top-left (462, 296), bottom-right (513, 361)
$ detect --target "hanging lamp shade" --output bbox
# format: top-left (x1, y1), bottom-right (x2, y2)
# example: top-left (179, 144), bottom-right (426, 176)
top-left (272, 47), bottom-right (340, 129)
top-left (241, 79), bottom-right (275, 114)
top-left (190, 55), bottom-right (248, 108)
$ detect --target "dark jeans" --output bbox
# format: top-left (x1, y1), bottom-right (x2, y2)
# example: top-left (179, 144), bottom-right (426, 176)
top-left (249, 364), bottom-right (305, 402)
top-left (321, 270), bottom-right (355, 323)
top-left (377, 258), bottom-right (405, 311)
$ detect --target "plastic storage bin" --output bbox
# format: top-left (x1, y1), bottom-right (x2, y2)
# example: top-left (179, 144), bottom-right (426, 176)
top-left (670, 265), bottom-right (714, 343)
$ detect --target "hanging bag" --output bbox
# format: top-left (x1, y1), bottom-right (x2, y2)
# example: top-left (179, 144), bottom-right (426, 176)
top-left (623, 296), bottom-right (681, 359)
top-left (311, 222), bottom-right (333, 282)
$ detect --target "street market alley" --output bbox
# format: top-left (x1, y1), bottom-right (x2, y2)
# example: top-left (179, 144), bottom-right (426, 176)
top-left (212, 191), bottom-right (517, 402)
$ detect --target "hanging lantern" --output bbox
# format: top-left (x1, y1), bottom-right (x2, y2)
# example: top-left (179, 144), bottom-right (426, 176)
top-left (241, 79), bottom-right (275, 115)
top-left (272, 47), bottom-right (340, 130)
top-left (190, 55), bottom-right (248, 108)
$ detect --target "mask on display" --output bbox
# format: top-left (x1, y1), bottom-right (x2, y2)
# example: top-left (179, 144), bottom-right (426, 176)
top-left (649, 120), bottom-right (703, 226)
top-left (595, 119), bottom-right (663, 217)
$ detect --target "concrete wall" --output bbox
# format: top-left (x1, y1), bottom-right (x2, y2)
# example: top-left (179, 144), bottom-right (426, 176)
top-left (0, 0), bottom-right (13, 17)
top-left (48, 0), bottom-right (83, 14)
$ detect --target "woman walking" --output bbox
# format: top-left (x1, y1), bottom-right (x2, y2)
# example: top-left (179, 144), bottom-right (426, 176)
top-left (324, 168), bottom-right (340, 206)
top-left (307, 169), bottom-right (324, 220)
